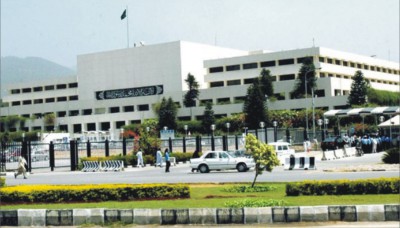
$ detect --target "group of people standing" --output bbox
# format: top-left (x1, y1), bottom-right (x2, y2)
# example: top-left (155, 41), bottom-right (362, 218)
top-left (136, 148), bottom-right (171, 172)
top-left (350, 134), bottom-right (392, 154)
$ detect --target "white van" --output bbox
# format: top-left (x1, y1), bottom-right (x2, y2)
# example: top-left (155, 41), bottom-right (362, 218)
top-left (268, 142), bottom-right (295, 165)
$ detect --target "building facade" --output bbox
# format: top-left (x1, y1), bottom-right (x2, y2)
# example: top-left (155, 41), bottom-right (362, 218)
top-left (1, 41), bottom-right (399, 138)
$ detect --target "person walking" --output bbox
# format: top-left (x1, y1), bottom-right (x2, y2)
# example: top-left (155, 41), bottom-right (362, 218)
top-left (136, 149), bottom-right (144, 168)
top-left (191, 149), bottom-right (200, 172)
top-left (371, 137), bottom-right (378, 153)
top-left (156, 148), bottom-right (163, 167)
top-left (164, 148), bottom-right (171, 172)
top-left (14, 156), bottom-right (28, 179)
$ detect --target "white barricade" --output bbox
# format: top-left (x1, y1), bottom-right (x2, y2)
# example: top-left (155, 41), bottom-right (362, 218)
top-left (284, 157), bottom-right (316, 170)
top-left (163, 157), bottom-right (177, 166)
top-left (323, 150), bottom-right (336, 160)
top-left (334, 149), bottom-right (345, 159)
top-left (344, 147), bottom-right (356, 157)
top-left (82, 160), bottom-right (124, 172)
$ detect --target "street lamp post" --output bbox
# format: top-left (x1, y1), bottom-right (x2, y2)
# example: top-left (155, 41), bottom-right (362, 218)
top-left (259, 121), bottom-right (267, 143)
top-left (379, 116), bottom-right (385, 136)
top-left (304, 67), bottom-right (321, 138)
top-left (317, 119), bottom-right (323, 141)
top-left (37, 132), bottom-right (41, 142)
top-left (324, 118), bottom-right (329, 138)
top-left (184, 125), bottom-right (188, 137)
top-left (226, 122), bottom-right (230, 136)
top-left (273, 121), bottom-right (277, 142)
top-left (211, 124), bottom-right (215, 137)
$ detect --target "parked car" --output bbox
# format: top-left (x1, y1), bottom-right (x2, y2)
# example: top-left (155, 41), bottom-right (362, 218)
top-left (190, 151), bottom-right (255, 173)
top-left (321, 136), bottom-right (346, 151)
top-left (31, 148), bottom-right (49, 162)
top-left (268, 142), bottom-right (296, 165)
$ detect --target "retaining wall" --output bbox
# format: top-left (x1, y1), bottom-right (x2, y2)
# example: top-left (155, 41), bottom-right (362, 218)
top-left (0, 205), bottom-right (398, 226)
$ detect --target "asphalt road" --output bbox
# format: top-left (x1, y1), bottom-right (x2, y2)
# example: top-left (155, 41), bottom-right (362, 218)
top-left (4, 152), bottom-right (399, 186)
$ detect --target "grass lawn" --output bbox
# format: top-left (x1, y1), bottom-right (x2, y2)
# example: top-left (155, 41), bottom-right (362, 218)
top-left (1, 182), bottom-right (399, 210)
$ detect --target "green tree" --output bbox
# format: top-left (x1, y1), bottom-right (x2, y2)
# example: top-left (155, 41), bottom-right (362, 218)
top-left (183, 73), bottom-right (200, 119)
top-left (347, 70), bottom-right (370, 106)
top-left (259, 68), bottom-right (274, 97)
top-left (243, 80), bottom-right (267, 129)
top-left (245, 134), bottom-right (280, 187)
top-left (44, 113), bottom-right (56, 126)
top-left (291, 57), bottom-right (317, 99)
top-left (202, 102), bottom-right (215, 134)
top-left (157, 97), bottom-right (178, 131)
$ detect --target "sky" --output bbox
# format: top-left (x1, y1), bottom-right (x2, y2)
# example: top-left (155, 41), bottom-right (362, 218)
top-left (1, 0), bottom-right (399, 68)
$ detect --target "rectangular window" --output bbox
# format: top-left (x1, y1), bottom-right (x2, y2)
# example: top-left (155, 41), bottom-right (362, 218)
top-left (260, 60), bottom-right (276, 67)
top-left (11, 89), bottom-right (21, 94)
top-left (364, 65), bottom-right (369, 70)
top-left (243, 62), bottom-right (258, 69)
top-left (33, 86), bottom-right (43, 92)
top-left (274, 93), bottom-right (285, 100)
top-left (343, 61), bottom-right (348, 66)
top-left (278, 58), bottom-right (294, 65)
top-left (318, 57), bottom-right (325, 63)
top-left (69, 110), bottom-right (79, 116)
top-left (327, 58), bottom-right (333, 64)
top-left (56, 84), bottom-right (67, 89)
top-left (101, 122), bottom-right (110, 131)
top-left (82, 109), bottom-right (92, 115)
top-left (199, 99), bottom-right (213, 106)
top-left (110, 107), bottom-right (120, 113)
top-left (34, 99), bottom-right (43, 104)
top-left (335, 60), bottom-right (341, 65)
top-left (69, 95), bottom-right (78, 101)
top-left (45, 98), bottom-right (55, 103)
top-left (69, 82), bottom-right (78, 88)
top-left (376, 67), bottom-right (381, 72)
top-left (382, 68), bottom-right (387, 73)
top-left (357, 63), bottom-right (362, 69)
top-left (123, 105), bottom-right (134, 112)
top-left (87, 123), bottom-right (96, 131)
top-left (210, 81), bottom-right (224, 87)
top-left (217, 97), bottom-right (230, 105)
top-left (388, 69), bottom-right (392, 74)
top-left (57, 97), bottom-right (67, 102)
top-left (350, 62), bottom-right (355, 68)
top-left (320, 73), bottom-right (326, 78)
top-left (227, 79), bottom-right (241, 86)
top-left (226, 65), bottom-right (240, 71)
top-left (12, 101), bottom-right (21, 106)
top-left (138, 104), bottom-right (149, 111)
top-left (234, 96), bottom-right (246, 103)
top-left (315, 89), bottom-right (325, 97)
top-left (297, 57), bottom-right (313, 64)
top-left (279, 74), bottom-right (295, 81)
top-left (73, 124), bottom-right (82, 133)
top-left (45, 85), bottom-right (55, 91)
top-left (22, 88), bottom-right (32, 93)
top-left (95, 108), bottom-right (106, 114)
top-left (22, 100), bottom-right (32, 105)
top-left (57, 111), bottom-right (67, 117)
top-left (21, 114), bottom-right (30, 118)
top-left (116, 121), bottom-right (125, 129)
top-left (244, 78), bottom-right (256, 84)
top-left (370, 66), bottom-right (375, 71)
top-left (209, 66), bottom-right (223, 73)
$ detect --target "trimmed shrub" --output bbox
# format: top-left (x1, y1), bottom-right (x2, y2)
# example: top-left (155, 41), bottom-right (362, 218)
top-left (286, 178), bottom-right (399, 196)
top-left (0, 183), bottom-right (190, 204)
top-left (222, 185), bottom-right (276, 193)
top-left (382, 148), bottom-right (400, 164)
top-left (0, 177), bottom-right (5, 188)
top-left (224, 199), bottom-right (287, 208)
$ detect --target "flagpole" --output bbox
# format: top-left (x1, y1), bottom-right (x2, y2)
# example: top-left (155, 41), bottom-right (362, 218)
top-left (126, 6), bottom-right (129, 48)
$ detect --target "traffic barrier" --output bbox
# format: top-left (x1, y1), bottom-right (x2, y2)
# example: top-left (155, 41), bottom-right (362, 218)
top-left (162, 157), bottom-right (177, 166)
top-left (323, 150), bottom-right (336, 160)
top-left (82, 160), bottom-right (123, 172)
top-left (345, 147), bottom-right (357, 157)
top-left (1, 205), bottom-right (398, 226)
top-left (334, 149), bottom-right (345, 159)
top-left (284, 157), bottom-right (316, 170)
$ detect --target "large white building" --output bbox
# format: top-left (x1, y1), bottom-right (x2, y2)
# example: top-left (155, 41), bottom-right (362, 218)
top-left (1, 41), bottom-right (399, 138)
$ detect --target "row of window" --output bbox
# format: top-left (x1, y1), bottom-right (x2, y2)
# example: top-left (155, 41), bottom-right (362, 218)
top-left (319, 56), bottom-right (399, 75)
top-left (209, 57), bottom-right (309, 73)
top-left (11, 96), bottom-right (79, 106)
top-left (319, 73), bottom-right (399, 85)
top-left (10, 82), bottom-right (78, 95)
top-left (208, 56), bottom-right (399, 75)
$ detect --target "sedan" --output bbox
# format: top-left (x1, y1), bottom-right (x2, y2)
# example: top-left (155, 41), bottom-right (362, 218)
top-left (321, 136), bottom-right (347, 151)
top-left (190, 151), bottom-right (255, 173)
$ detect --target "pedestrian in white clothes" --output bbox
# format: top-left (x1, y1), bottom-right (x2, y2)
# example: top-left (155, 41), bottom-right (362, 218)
top-left (14, 156), bottom-right (28, 179)
top-left (136, 150), bottom-right (144, 167)
top-left (156, 148), bottom-right (163, 167)
top-left (371, 137), bottom-right (377, 153)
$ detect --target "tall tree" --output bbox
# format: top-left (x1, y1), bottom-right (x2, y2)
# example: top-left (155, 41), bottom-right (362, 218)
top-left (243, 80), bottom-right (267, 129)
top-left (202, 102), bottom-right (215, 134)
top-left (259, 68), bottom-right (274, 97)
top-left (291, 57), bottom-right (317, 99)
top-left (157, 97), bottom-right (178, 130)
top-left (347, 70), bottom-right (370, 106)
top-left (183, 73), bottom-right (200, 120)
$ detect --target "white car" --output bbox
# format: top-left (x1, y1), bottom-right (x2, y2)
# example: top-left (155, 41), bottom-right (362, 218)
top-left (268, 142), bottom-right (295, 165)
top-left (190, 151), bottom-right (255, 173)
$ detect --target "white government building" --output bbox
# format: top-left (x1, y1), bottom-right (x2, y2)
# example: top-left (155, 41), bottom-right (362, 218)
top-left (1, 41), bottom-right (399, 139)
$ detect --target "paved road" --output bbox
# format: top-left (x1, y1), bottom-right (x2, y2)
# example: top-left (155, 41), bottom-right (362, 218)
top-left (4, 152), bottom-right (399, 186)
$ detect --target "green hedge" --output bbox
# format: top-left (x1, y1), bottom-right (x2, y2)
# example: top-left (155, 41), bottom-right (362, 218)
top-left (0, 183), bottom-right (190, 204)
top-left (286, 178), bottom-right (400, 196)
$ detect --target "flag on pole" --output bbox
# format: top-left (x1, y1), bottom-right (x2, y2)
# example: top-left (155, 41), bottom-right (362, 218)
top-left (121, 9), bottom-right (126, 20)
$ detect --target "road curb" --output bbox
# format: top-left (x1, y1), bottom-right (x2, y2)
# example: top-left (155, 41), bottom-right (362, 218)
top-left (0, 204), bottom-right (398, 226)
